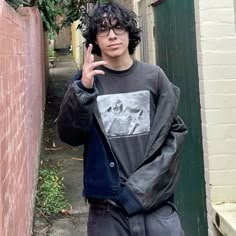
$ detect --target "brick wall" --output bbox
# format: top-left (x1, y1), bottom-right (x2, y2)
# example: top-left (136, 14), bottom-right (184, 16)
top-left (0, 2), bottom-right (45, 236)
top-left (194, 0), bottom-right (236, 235)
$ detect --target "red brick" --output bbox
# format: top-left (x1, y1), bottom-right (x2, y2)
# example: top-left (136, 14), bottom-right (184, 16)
top-left (1, 4), bottom-right (46, 235)
top-left (1, 18), bottom-right (7, 38)
top-left (0, 196), bottom-right (3, 236)
top-left (0, 78), bottom-right (3, 101)
top-left (0, 136), bottom-right (7, 163)
top-left (0, 56), bottom-right (6, 76)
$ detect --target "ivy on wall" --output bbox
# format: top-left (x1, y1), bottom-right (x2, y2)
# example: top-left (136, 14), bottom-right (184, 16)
top-left (6, 0), bottom-right (96, 31)
top-left (37, 0), bottom-right (63, 34)
top-left (5, 0), bottom-right (109, 38)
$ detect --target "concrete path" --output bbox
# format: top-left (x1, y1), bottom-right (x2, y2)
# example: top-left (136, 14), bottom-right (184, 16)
top-left (32, 51), bottom-right (88, 236)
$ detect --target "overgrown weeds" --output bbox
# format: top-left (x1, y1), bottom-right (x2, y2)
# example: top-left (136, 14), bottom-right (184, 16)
top-left (36, 165), bottom-right (70, 217)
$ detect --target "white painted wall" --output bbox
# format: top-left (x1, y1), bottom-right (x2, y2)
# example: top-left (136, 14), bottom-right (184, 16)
top-left (194, 0), bottom-right (236, 235)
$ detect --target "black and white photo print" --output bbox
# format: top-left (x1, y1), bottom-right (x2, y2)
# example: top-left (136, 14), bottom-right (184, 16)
top-left (97, 91), bottom-right (150, 138)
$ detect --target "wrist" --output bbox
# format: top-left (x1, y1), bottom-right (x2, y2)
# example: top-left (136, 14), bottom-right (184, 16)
top-left (81, 79), bottom-right (93, 89)
top-left (76, 81), bottom-right (95, 94)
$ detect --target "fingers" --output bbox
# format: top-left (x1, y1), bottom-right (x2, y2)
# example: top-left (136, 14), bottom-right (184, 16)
top-left (81, 44), bottom-right (106, 88)
top-left (89, 60), bottom-right (107, 70)
top-left (91, 70), bottom-right (105, 77)
top-left (85, 44), bottom-right (93, 64)
top-left (89, 53), bottom-right (94, 64)
top-left (85, 44), bottom-right (107, 69)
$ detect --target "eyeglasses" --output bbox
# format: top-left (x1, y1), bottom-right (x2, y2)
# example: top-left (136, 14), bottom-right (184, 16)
top-left (97, 25), bottom-right (126, 37)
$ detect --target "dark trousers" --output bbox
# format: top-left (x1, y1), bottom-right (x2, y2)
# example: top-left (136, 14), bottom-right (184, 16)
top-left (87, 201), bottom-right (185, 236)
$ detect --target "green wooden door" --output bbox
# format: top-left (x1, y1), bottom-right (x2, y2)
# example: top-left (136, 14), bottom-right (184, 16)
top-left (153, 0), bottom-right (208, 235)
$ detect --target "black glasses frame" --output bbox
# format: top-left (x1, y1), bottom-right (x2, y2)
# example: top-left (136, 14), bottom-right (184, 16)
top-left (97, 25), bottom-right (126, 37)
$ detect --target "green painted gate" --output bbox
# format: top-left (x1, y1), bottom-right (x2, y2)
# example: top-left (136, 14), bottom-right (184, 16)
top-left (153, 0), bottom-right (208, 235)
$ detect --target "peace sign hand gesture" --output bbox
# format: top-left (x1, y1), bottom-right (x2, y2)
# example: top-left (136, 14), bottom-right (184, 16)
top-left (81, 44), bottom-right (107, 89)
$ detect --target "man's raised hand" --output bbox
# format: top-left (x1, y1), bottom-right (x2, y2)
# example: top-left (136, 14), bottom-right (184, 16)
top-left (81, 44), bottom-right (107, 89)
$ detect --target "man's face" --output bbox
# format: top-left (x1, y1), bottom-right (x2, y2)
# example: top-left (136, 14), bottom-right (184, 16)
top-left (95, 17), bottom-right (129, 59)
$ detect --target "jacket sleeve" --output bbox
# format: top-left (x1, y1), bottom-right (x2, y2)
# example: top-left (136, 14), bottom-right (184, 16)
top-left (116, 67), bottom-right (188, 216)
top-left (57, 71), bottom-right (98, 146)
top-left (117, 116), bottom-right (187, 215)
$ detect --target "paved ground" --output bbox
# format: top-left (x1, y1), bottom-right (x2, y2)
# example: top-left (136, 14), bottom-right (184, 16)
top-left (32, 51), bottom-right (88, 236)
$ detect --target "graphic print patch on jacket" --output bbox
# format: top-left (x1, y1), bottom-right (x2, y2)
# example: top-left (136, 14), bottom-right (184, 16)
top-left (97, 91), bottom-right (150, 138)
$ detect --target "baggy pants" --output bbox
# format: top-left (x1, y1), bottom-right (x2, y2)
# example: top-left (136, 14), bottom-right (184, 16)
top-left (87, 201), bottom-right (185, 236)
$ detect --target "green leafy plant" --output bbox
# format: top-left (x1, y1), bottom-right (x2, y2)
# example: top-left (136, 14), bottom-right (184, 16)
top-left (48, 31), bottom-right (57, 40)
top-left (62, 0), bottom-right (96, 29)
top-left (6, 0), bottom-right (62, 33)
top-left (38, 0), bottom-right (63, 34)
top-left (48, 47), bottom-right (56, 58)
top-left (6, 0), bottom-right (104, 35)
top-left (36, 166), bottom-right (70, 216)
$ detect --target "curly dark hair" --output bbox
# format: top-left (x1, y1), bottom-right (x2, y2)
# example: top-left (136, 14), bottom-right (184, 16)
top-left (82, 1), bottom-right (141, 56)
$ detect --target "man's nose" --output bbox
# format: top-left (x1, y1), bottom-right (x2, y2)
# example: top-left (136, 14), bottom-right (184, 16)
top-left (108, 28), bottom-right (117, 38)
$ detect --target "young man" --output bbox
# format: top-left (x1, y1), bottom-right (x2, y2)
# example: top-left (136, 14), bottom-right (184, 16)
top-left (57, 1), bottom-right (187, 235)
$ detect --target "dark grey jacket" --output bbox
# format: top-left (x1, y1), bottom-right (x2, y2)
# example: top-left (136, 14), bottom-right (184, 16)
top-left (57, 68), bottom-right (187, 216)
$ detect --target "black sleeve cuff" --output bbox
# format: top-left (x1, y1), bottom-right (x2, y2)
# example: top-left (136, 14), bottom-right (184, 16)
top-left (75, 80), bottom-right (96, 94)
top-left (116, 185), bottom-right (143, 216)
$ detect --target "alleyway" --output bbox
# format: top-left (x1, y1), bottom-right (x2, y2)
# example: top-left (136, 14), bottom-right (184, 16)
top-left (32, 51), bottom-right (88, 236)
